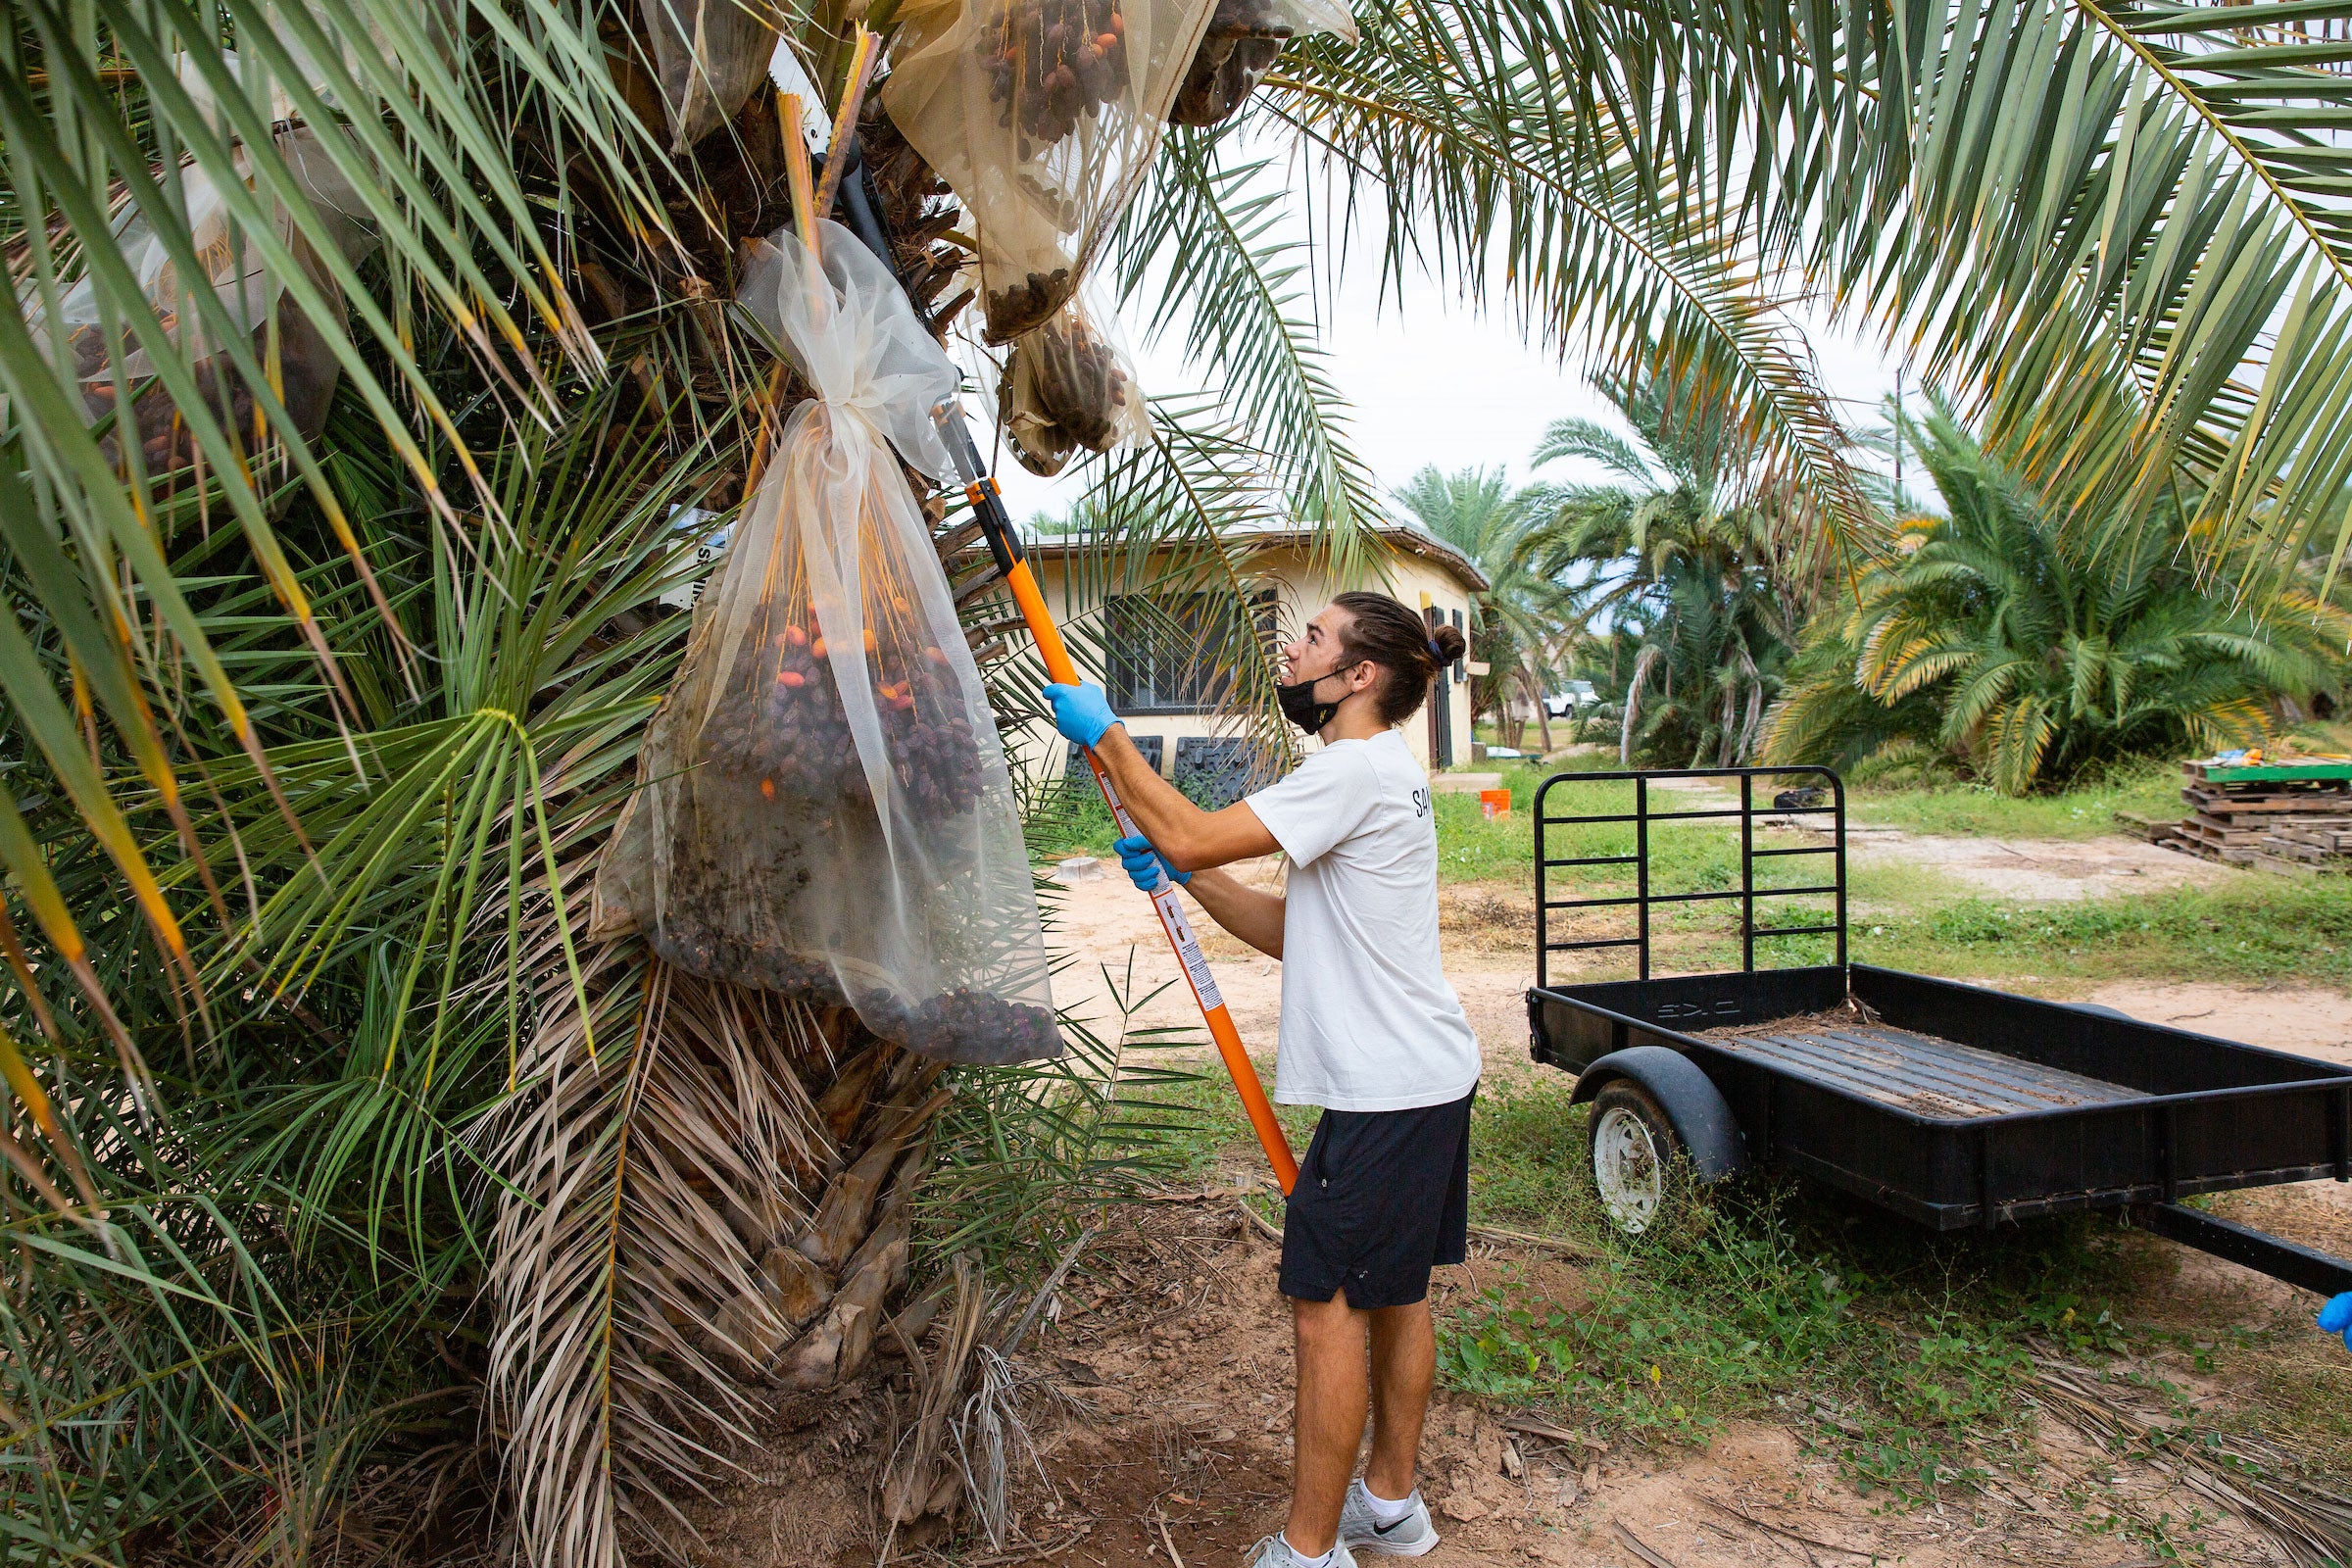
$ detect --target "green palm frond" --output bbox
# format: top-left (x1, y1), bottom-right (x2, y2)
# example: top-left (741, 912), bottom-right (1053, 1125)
top-left (1762, 397), bottom-right (2350, 790)
top-left (1713, 0), bottom-right (2352, 581)
top-left (0, 0), bottom-right (677, 1066)
top-left (1254, 0), bottom-right (1876, 567)
top-left (1532, 416), bottom-right (1660, 487)
top-left (1112, 140), bottom-right (1386, 580)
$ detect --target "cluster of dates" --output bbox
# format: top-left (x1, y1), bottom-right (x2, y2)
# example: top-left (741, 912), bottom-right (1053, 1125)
top-left (654, 926), bottom-right (854, 1009)
top-left (700, 621), bottom-right (983, 816)
top-left (983, 0), bottom-right (1132, 145)
top-left (68, 321), bottom-right (249, 474)
top-left (859, 986), bottom-right (1064, 1066)
top-left (1024, 311), bottom-right (1130, 449)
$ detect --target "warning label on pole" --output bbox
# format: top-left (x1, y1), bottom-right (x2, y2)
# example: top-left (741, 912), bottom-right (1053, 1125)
top-left (1153, 889), bottom-right (1224, 1012)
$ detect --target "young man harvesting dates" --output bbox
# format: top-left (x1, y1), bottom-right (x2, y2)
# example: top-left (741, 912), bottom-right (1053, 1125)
top-left (1045, 591), bottom-right (1479, 1567)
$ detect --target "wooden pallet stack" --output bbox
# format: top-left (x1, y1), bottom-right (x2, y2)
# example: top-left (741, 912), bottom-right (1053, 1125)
top-left (2150, 756), bottom-right (2352, 873)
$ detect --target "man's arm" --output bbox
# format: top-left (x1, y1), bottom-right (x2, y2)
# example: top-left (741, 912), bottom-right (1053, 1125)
top-left (1075, 720), bottom-right (1280, 873)
top-left (1109, 833), bottom-right (1286, 958)
top-left (1181, 865), bottom-right (1285, 958)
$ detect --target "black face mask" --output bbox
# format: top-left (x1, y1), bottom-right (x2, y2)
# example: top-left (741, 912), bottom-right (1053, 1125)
top-left (1276, 666), bottom-right (1350, 735)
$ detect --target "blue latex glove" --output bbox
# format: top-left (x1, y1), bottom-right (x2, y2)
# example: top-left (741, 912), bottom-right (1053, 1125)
top-left (1114, 833), bottom-right (1188, 892)
top-left (2321, 1292), bottom-right (2352, 1349)
top-left (1043, 682), bottom-right (1121, 749)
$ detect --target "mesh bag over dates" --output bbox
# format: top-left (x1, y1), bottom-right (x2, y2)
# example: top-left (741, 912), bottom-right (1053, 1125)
top-left (25, 53), bottom-right (378, 480)
top-left (634, 0), bottom-right (786, 149)
top-left (1001, 292), bottom-right (1150, 476)
top-left (597, 220), bottom-right (1057, 1066)
top-left (1167, 0), bottom-right (1355, 126)
top-left (883, 0), bottom-right (1219, 342)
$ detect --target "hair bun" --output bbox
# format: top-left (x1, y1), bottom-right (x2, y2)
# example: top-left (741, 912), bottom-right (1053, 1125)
top-left (1430, 623), bottom-right (1467, 663)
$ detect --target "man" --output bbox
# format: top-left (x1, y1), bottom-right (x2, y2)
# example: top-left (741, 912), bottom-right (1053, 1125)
top-left (1046, 591), bottom-right (1480, 1566)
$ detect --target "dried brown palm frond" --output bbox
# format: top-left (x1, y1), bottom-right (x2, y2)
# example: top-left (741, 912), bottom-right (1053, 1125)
top-left (486, 886), bottom-right (829, 1566)
top-left (952, 1227), bottom-right (1096, 1550)
top-left (487, 825), bottom-right (971, 1566)
top-left (2030, 1353), bottom-right (2352, 1567)
top-left (881, 1254), bottom-right (992, 1541)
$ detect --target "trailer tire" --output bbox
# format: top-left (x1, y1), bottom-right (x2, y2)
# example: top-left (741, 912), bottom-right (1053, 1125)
top-left (1588, 1080), bottom-right (1684, 1236)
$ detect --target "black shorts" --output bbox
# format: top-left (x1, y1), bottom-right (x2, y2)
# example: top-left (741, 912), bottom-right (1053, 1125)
top-left (1279, 1087), bottom-right (1475, 1309)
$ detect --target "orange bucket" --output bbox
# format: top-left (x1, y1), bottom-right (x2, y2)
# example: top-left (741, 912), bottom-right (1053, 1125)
top-left (1480, 788), bottom-right (1511, 821)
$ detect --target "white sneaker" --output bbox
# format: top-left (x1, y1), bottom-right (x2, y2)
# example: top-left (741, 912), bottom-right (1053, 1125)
top-left (1244, 1533), bottom-right (1360, 1567)
top-left (1336, 1480), bottom-right (1440, 1557)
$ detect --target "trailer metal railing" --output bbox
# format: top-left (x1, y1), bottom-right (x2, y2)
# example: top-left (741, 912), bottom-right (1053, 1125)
top-left (1533, 766), bottom-right (1847, 987)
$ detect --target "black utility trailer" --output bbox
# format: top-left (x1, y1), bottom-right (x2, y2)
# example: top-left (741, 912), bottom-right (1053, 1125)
top-left (1524, 765), bottom-right (2352, 1297)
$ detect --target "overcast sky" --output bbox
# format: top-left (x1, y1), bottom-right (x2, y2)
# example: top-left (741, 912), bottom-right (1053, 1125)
top-left (982, 178), bottom-right (1914, 524)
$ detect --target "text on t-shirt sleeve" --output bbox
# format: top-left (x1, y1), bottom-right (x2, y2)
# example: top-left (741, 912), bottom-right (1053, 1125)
top-left (1242, 746), bottom-right (1380, 866)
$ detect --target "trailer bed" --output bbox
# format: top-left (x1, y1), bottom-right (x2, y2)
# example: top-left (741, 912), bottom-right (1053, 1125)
top-left (1527, 767), bottom-right (2352, 1244)
top-left (1697, 1014), bottom-right (2144, 1120)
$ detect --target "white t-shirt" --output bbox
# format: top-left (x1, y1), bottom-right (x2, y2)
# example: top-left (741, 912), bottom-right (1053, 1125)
top-left (1242, 729), bottom-right (1482, 1111)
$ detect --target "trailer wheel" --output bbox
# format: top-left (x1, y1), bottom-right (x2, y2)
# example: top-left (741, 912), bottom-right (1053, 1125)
top-left (1588, 1080), bottom-right (1684, 1235)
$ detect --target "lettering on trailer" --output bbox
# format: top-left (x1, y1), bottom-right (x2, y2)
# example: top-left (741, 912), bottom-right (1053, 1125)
top-left (1154, 887), bottom-right (1225, 1011)
top-left (1656, 1000), bottom-right (1743, 1021)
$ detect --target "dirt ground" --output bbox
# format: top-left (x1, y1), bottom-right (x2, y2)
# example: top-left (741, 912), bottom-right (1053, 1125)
top-left (689, 1192), bottom-right (2342, 1568)
top-left (684, 805), bottom-right (2352, 1567)
top-left (1844, 825), bottom-right (2242, 902)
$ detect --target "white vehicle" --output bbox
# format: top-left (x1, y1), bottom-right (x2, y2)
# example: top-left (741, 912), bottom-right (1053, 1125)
top-left (1543, 680), bottom-right (1595, 718)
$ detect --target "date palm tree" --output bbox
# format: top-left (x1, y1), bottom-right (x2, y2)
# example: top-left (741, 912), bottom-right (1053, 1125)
top-left (1529, 373), bottom-right (1800, 764)
top-left (1766, 398), bottom-right (2352, 791)
top-left (1391, 465), bottom-right (1574, 749)
top-left (11, 0), bottom-right (2352, 1559)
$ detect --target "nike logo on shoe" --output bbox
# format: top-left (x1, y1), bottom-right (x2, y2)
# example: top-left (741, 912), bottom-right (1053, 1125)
top-left (1373, 1516), bottom-right (1412, 1536)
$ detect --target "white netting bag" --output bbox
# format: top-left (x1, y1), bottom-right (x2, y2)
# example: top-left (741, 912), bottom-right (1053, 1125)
top-left (882, 0), bottom-right (1220, 341)
top-left (24, 52), bottom-right (380, 474)
top-left (635, 0), bottom-right (787, 149)
top-left (598, 220), bottom-right (1058, 1066)
top-left (1168, 0), bottom-right (1356, 125)
top-left (1001, 288), bottom-right (1150, 475)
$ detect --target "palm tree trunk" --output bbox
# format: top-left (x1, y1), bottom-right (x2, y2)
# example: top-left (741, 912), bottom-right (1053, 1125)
top-left (489, 104), bottom-right (1022, 1568)
top-left (1523, 662), bottom-right (1553, 753)
top-left (1621, 643), bottom-right (1662, 765)
top-left (1738, 671), bottom-right (1768, 763)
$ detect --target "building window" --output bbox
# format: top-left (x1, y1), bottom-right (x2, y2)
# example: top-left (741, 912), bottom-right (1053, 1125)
top-left (1102, 591), bottom-right (1278, 713)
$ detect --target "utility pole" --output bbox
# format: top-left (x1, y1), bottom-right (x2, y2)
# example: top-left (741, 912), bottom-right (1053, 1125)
top-left (1893, 364), bottom-right (1905, 507)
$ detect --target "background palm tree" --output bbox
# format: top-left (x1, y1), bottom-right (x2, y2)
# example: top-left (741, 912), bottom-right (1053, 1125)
top-left (1767, 398), bottom-right (2352, 792)
top-left (1530, 372), bottom-right (1801, 765)
top-left (14, 0), bottom-right (2352, 1558)
top-left (1391, 465), bottom-right (1574, 750)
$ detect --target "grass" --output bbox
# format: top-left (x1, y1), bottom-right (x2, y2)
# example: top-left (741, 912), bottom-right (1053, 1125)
top-left (1454, 1080), bottom-right (2145, 1492)
top-left (1848, 883), bottom-right (2352, 988)
top-left (1847, 762), bottom-right (2185, 840)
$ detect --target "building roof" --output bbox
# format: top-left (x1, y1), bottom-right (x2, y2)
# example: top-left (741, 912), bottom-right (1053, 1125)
top-left (1020, 520), bottom-right (1492, 594)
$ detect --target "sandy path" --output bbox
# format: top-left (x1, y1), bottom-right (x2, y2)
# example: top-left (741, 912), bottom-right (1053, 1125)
top-left (2080, 980), bottom-right (2352, 1062)
top-left (1847, 825), bottom-right (2241, 900)
top-left (1641, 772), bottom-right (2244, 902)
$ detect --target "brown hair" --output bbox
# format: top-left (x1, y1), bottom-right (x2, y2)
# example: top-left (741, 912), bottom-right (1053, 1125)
top-left (1330, 591), bottom-right (1467, 726)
